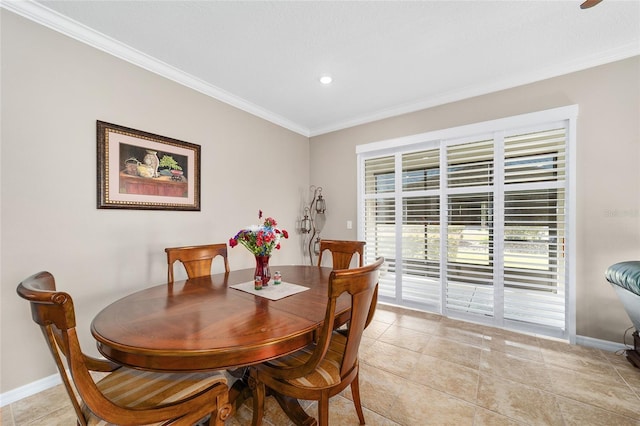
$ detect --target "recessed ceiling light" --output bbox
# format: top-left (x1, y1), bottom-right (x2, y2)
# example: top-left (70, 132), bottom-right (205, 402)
top-left (319, 75), bottom-right (333, 85)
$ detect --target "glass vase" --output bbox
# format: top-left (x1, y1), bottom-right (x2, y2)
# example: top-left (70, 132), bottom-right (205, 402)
top-left (254, 255), bottom-right (271, 286)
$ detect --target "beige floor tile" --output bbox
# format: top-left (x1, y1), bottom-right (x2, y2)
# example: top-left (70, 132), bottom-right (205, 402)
top-left (10, 384), bottom-right (73, 425)
top-left (542, 346), bottom-right (620, 378)
top-left (263, 394), bottom-right (300, 426)
top-left (362, 319), bottom-right (392, 339)
top-left (480, 349), bottom-right (553, 391)
top-left (473, 407), bottom-right (528, 425)
top-left (382, 304), bottom-right (440, 321)
top-left (608, 353), bottom-right (640, 393)
top-left (548, 364), bottom-right (640, 419)
top-left (393, 312), bottom-right (441, 334)
top-left (538, 336), bottom-right (609, 362)
top-left (340, 362), bottom-right (406, 417)
top-left (621, 371), bottom-right (640, 396)
top-left (231, 393), bottom-right (402, 426)
top-left (600, 347), bottom-right (634, 367)
top-left (409, 354), bottom-right (480, 404)
top-left (361, 340), bottom-right (422, 378)
top-left (387, 380), bottom-right (476, 426)
top-left (476, 373), bottom-right (564, 425)
top-left (422, 336), bottom-right (483, 370)
top-left (359, 334), bottom-right (377, 351)
top-left (224, 413), bottom-right (245, 426)
top-left (483, 327), bottom-right (539, 343)
top-left (371, 308), bottom-right (401, 324)
top-left (230, 403), bottom-right (264, 426)
top-left (481, 329), bottom-right (544, 362)
top-left (326, 395), bottom-right (401, 426)
top-left (440, 316), bottom-right (488, 332)
top-left (232, 395), bottom-right (292, 426)
top-left (378, 324), bottom-right (432, 352)
top-left (454, 319), bottom-right (506, 338)
top-left (555, 396), bottom-right (640, 426)
top-left (1, 406), bottom-right (16, 426)
top-left (434, 321), bottom-right (485, 348)
top-left (23, 406), bottom-right (77, 426)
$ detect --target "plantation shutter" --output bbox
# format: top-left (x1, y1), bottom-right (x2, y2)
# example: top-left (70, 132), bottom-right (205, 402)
top-left (357, 106), bottom-right (574, 339)
top-left (502, 128), bottom-right (566, 328)
top-left (445, 139), bottom-right (495, 317)
top-left (363, 156), bottom-right (397, 299)
top-left (401, 149), bottom-right (441, 307)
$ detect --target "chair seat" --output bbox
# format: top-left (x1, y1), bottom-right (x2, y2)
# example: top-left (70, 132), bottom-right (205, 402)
top-left (83, 368), bottom-right (227, 425)
top-left (265, 332), bottom-right (347, 389)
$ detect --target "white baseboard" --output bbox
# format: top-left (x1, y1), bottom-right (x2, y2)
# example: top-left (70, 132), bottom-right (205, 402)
top-left (0, 373), bottom-right (61, 407)
top-left (576, 334), bottom-right (629, 352)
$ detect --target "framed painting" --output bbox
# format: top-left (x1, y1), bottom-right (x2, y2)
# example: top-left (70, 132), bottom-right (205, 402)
top-left (97, 121), bottom-right (201, 210)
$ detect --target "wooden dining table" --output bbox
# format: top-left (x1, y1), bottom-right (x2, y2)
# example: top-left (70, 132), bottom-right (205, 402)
top-left (91, 265), bottom-right (351, 424)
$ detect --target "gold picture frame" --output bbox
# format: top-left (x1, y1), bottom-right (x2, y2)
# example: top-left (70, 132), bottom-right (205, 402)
top-left (97, 121), bottom-right (201, 210)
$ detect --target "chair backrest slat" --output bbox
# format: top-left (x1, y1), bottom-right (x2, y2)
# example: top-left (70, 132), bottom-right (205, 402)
top-left (328, 258), bottom-right (382, 376)
top-left (317, 239), bottom-right (365, 270)
top-left (165, 243), bottom-right (230, 282)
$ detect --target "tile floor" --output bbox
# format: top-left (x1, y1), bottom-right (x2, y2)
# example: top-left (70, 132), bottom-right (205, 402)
top-left (3, 304), bottom-right (640, 425)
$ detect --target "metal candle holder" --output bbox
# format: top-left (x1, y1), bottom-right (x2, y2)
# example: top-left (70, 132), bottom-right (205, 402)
top-left (300, 185), bottom-right (326, 265)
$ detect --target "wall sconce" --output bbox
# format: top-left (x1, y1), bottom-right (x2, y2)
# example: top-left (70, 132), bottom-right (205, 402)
top-left (300, 185), bottom-right (326, 265)
top-left (300, 208), bottom-right (312, 233)
top-left (315, 193), bottom-right (326, 213)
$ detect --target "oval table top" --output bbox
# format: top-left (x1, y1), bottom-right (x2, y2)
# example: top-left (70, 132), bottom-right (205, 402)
top-left (91, 265), bottom-right (350, 372)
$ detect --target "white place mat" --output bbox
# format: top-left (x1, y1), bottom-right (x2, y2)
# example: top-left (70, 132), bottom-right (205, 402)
top-left (229, 281), bottom-right (310, 300)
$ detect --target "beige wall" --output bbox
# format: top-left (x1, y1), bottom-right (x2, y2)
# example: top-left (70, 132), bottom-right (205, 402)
top-left (310, 56), bottom-right (640, 344)
top-left (0, 11), bottom-right (309, 393)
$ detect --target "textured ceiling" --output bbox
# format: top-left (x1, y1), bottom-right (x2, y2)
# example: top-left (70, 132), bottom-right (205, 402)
top-left (7, 1), bottom-right (640, 136)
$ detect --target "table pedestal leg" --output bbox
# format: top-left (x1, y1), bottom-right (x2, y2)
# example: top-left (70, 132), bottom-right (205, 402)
top-left (228, 368), bottom-right (252, 416)
top-left (229, 367), bottom-right (316, 425)
top-left (272, 393), bottom-right (317, 426)
top-left (229, 379), bottom-right (252, 412)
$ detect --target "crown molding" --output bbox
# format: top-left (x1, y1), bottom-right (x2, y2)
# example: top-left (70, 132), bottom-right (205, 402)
top-left (1, 0), bottom-right (311, 137)
top-left (4, 1), bottom-right (638, 139)
top-left (309, 43), bottom-right (640, 137)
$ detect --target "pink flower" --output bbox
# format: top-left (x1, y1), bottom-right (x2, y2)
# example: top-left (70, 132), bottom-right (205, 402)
top-left (229, 210), bottom-right (287, 256)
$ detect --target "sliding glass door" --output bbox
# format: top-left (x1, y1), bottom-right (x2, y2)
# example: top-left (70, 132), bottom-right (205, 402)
top-left (359, 109), bottom-right (574, 339)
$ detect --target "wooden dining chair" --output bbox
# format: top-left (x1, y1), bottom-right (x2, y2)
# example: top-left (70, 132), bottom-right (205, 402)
top-left (17, 271), bottom-right (232, 426)
top-left (249, 257), bottom-right (384, 426)
top-left (317, 239), bottom-right (366, 270)
top-left (165, 243), bottom-right (230, 283)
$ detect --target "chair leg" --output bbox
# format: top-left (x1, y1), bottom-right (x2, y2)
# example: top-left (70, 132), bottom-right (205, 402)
top-left (350, 372), bottom-right (365, 425)
top-left (249, 370), bottom-right (265, 426)
top-left (318, 393), bottom-right (330, 426)
top-left (210, 392), bottom-right (232, 426)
